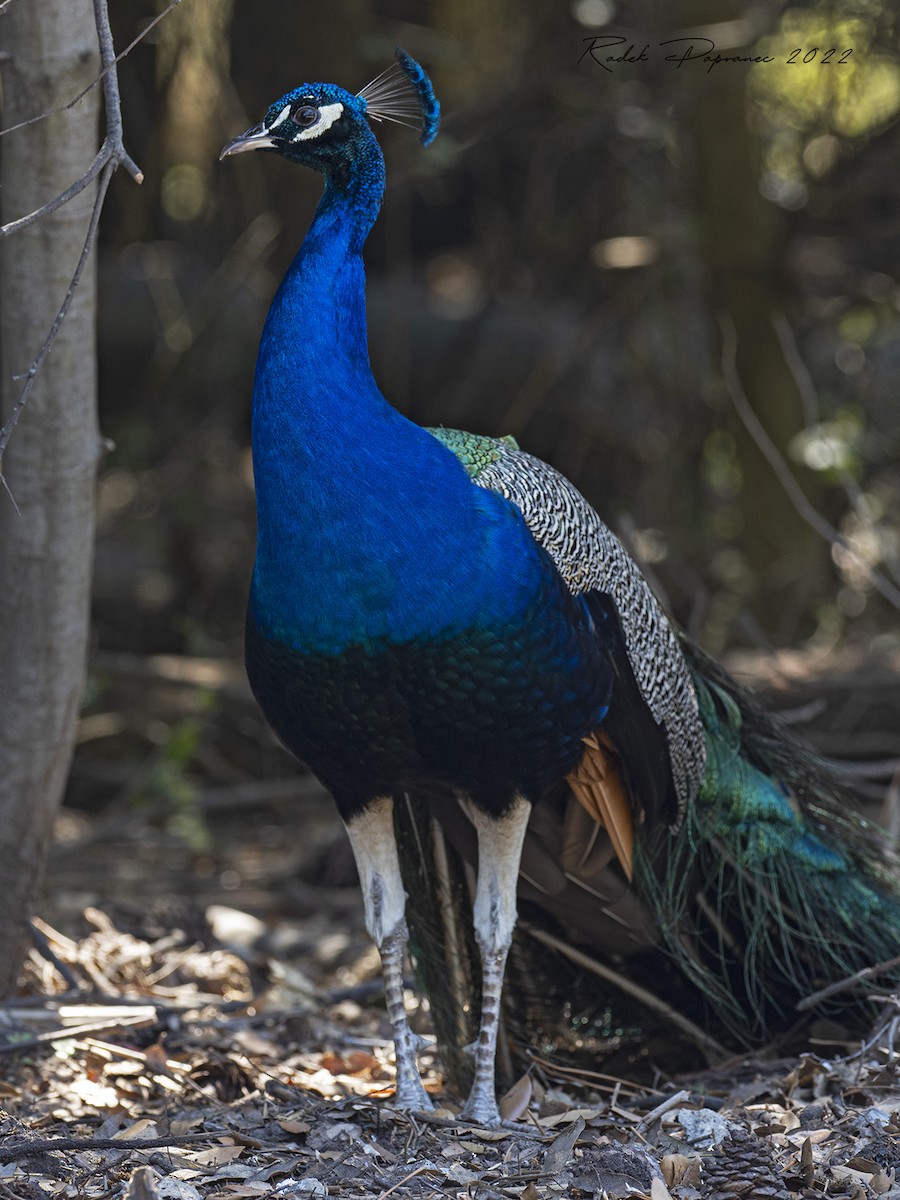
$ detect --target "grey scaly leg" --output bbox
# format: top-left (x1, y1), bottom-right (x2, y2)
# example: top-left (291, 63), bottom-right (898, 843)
top-left (461, 795), bottom-right (532, 1126)
top-left (343, 796), bottom-right (433, 1112)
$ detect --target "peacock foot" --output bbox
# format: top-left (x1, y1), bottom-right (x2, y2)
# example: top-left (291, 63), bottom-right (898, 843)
top-left (460, 1083), bottom-right (501, 1127)
top-left (390, 1074), bottom-right (435, 1112)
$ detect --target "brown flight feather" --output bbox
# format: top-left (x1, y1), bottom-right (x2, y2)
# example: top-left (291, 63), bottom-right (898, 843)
top-left (565, 730), bottom-right (635, 881)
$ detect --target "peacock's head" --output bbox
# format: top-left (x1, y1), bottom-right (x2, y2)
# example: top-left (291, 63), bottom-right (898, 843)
top-left (220, 49), bottom-right (439, 175)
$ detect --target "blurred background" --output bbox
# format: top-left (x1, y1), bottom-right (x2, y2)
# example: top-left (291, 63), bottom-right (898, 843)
top-left (94, 0), bottom-right (900, 668)
top-left (57, 0), bottom-right (900, 938)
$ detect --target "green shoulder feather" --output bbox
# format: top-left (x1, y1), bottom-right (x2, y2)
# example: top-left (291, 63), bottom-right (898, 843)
top-left (428, 427), bottom-right (519, 481)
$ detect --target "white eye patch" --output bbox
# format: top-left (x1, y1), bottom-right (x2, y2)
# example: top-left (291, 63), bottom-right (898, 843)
top-left (269, 104), bottom-right (292, 130)
top-left (291, 101), bottom-right (344, 142)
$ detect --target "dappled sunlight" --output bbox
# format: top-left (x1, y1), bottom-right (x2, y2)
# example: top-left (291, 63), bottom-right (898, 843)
top-left (751, 12), bottom-right (900, 181)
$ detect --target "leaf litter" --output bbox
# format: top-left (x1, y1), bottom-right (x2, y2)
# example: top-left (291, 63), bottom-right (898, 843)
top-left (4, 907), bottom-right (900, 1199)
top-left (4, 661), bottom-right (900, 1198)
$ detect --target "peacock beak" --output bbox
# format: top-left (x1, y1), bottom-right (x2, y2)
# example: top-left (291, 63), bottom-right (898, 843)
top-left (220, 123), bottom-right (276, 160)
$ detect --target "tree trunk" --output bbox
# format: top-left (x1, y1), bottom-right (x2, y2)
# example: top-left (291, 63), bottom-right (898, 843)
top-left (0, 1), bottom-right (102, 993)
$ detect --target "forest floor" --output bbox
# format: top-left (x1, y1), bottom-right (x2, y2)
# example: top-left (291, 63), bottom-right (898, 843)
top-left (2, 649), bottom-right (900, 1200)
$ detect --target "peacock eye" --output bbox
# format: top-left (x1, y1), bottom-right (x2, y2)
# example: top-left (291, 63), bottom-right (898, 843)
top-left (291, 105), bottom-right (319, 127)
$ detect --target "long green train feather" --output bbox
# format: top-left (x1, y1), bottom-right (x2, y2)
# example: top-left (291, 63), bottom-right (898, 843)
top-left (634, 643), bottom-right (900, 1036)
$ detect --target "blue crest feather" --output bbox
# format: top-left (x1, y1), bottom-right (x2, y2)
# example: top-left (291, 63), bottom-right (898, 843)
top-left (358, 48), bottom-right (440, 146)
top-left (394, 48), bottom-right (440, 145)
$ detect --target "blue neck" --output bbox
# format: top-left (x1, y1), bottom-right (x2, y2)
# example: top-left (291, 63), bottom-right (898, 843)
top-left (259, 140), bottom-right (385, 383)
top-left (250, 137), bottom-right (540, 653)
top-left (251, 137), bottom-right (392, 510)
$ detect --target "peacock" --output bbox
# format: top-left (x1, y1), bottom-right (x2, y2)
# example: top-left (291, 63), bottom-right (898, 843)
top-left (222, 50), bottom-right (900, 1124)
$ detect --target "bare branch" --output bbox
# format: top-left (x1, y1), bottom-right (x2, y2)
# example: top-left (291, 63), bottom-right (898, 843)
top-left (0, 0), bottom-right (151, 242)
top-left (0, 0), bottom-right (186, 492)
top-left (522, 922), bottom-right (728, 1060)
top-left (0, 160), bottom-right (114, 464)
top-left (0, 0), bottom-right (182, 154)
top-left (720, 314), bottom-right (900, 612)
top-left (90, 0), bottom-right (144, 182)
top-left (772, 312), bottom-right (819, 425)
top-left (796, 953), bottom-right (900, 1011)
top-left (0, 148), bottom-right (106, 239)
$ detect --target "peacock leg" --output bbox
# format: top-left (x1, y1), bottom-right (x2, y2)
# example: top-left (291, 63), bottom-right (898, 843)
top-left (461, 794), bottom-right (532, 1126)
top-left (343, 796), bottom-right (434, 1112)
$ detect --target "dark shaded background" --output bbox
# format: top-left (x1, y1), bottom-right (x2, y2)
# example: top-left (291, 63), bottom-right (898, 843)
top-left (93, 0), bottom-right (900, 672)
top-left (71, 0), bottom-right (900, 833)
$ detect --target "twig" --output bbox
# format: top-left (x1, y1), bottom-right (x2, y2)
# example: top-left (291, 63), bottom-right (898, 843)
top-left (0, 0), bottom-right (182, 152)
top-left (0, 1134), bottom-right (209, 1162)
top-left (719, 314), bottom-right (900, 612)
top-left (429, 816), bottom-right (470, 1044)
top-left (0, 0), bottom-right (177, 493)
top-left (0, 1011), bottom-right (157, 1055)
top-left (525, 1051), bottom-right (659, 1099)
top-left (636, 1089), bottom-right (693, 1131)
top-left (796, 953), bottom-right (900, 1012)
top-left (91, 650), bottom-right (249, 696)
top-left (772, 313), bottom-right (819, 426)
top-left (772, 697), bottom-right (829, 725)
top-left (0, 148), bottom-right (109, 240)
top-left (827, 756), bottom-right (900, 779)
top-left (90, 0), bottom-right (143, 183)
top-left (0, 158), bottom-right (115, 469)
top-left (375, 1164), bottom-right (439, 1200)
top-left (520, 922), bottom-right (728, 1061)
top-left (0, 0), bottom-right (147, 241)
top-left (29, 920), bottom-right (84, 991)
